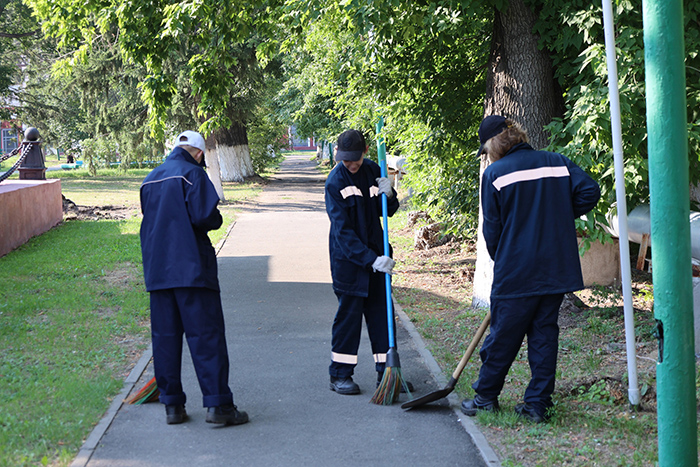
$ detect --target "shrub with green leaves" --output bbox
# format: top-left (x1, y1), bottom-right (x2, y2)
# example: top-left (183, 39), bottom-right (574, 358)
top-left (539, 0), bottom-right (700, 245)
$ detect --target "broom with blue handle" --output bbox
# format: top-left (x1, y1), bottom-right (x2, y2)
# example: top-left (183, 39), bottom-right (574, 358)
top-left (370, 117), bottom-right (412, 405)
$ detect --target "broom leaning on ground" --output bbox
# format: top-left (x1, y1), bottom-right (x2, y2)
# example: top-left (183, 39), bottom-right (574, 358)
top-left (126, 376), bottom-right (160, 405)
top-left (370, 117), bottom-right (412, 405)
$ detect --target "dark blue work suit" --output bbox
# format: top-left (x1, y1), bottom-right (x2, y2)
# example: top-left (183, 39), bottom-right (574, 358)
top-left (140, 146), bottom-right (234, 408)
top-left (325, 159), bottom-right (399, 378)
top-left (474, 143), bottom-right (600, 413)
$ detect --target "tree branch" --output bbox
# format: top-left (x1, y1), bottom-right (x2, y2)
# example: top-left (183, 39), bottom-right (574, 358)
top-left (0, 29), bottom-right (40, 38)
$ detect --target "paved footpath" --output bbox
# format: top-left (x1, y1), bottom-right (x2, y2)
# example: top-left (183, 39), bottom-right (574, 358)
top-left (74, 153), bottom-right (500, 467)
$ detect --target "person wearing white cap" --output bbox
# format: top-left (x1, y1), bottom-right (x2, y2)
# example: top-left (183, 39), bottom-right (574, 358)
top-left (139, 130), bottom-right (248, 426)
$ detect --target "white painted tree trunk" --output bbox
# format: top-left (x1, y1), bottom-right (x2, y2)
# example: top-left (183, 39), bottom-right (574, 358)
top-left (219, 144), bottom-right (254, 182)
top-left (205, 148), bottom-right (226, 201)
top-left (472, 155), bottom-right (494, 309)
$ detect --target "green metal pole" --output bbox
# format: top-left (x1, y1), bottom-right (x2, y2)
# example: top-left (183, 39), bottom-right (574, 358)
top-left (642, 0), bottom-right (697, 465)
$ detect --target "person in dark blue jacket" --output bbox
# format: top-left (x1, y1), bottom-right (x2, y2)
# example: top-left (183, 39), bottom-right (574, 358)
top-left (140, 130), bottom-right (248, 426)
top-left (325, 129), bottom-right (399, 395)
top-left (461, 116), bottom-right (600, 423)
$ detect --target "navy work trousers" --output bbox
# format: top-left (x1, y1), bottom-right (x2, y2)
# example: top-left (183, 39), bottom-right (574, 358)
top-left (329, 271), bottom-right (390, 378)
top-left (150, 287), bottom-right (234, 408)
top-left (472, 293), bottom-right (564, 412)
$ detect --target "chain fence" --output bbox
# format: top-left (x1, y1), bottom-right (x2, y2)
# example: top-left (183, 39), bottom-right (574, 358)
top-left (0, 143), bottom-right (31, 183)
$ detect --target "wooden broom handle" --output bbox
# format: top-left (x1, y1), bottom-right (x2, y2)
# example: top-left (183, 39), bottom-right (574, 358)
top-left (452, 312), bottom-right (491, 379)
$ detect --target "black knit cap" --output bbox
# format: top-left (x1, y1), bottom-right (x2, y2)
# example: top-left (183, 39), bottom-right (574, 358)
top-left (335, 129), bottom-right (366, 161)
top-left (478, 115), bottom-right (509, 156)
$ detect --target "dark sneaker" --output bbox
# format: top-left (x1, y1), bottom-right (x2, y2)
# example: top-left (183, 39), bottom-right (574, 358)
top-left (206, 404), bottom-right (249, 425)
top-left (330, 376), bottom-right (361, 395)
top-left (460, 397), bottom-right (500, 416)
top-left (515, 403), bottom-right (548, 423)
top-left (376, 372), bottom-right (414, 393)
top-left (165, 404), bottom-right (187, 425)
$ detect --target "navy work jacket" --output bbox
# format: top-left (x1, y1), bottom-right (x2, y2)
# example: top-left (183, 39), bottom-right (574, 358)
top-left (140, 147), bottom-right (223, 292)
top-left (325, 159), bottom-right (399, 297)
top-left (481, 143), bottom-right (601, 299)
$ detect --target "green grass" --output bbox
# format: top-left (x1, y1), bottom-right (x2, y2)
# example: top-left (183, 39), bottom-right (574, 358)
top-left (0, 219), bottom-right (149, 467)
top-left (0, 161), bottom-right (267, 466)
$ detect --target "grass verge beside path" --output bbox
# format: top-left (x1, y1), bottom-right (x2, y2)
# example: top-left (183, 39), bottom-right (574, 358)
top-left (0, 219), bottom-right (149, 467)
top-left (1, 164), bottom-right (269, 466)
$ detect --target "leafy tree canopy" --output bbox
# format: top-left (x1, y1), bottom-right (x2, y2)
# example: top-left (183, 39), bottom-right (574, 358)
top-left (29, 0), bottom-right (283, 138)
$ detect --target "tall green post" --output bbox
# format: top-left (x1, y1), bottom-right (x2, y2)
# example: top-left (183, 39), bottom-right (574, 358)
top-left (642, 0), bottom-right (697, 464)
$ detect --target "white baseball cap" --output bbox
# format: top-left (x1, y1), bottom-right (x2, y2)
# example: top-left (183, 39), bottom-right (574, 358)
top-left (174, 130), bottom-right (206, 154)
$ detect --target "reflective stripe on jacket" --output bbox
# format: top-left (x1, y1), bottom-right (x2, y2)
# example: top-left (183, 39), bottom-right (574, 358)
top-left (481, 143), bottom-right (601, 299)
top-left (325, 159), bottom-right (399, 297)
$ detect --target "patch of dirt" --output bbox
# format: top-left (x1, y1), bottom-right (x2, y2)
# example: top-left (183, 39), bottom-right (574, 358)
top-left (62, 195), bottom-right (140, 221)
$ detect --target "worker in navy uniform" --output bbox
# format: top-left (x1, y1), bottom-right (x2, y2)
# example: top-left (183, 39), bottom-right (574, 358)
top-left (140, 130), bottom-right (248, 426)
top-left (325, 129), bottom-right (399, 394)
top-left (462, 116), bottom-right (600, 422)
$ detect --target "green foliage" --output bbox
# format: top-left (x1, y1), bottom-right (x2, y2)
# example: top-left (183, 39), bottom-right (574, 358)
top-left (280, 0), bottom-right (491, 238)
top-left (537, 0), bottom-right (700, 241)
top-left (79, 136), bottom-right (118, 175)
top-left (28, 0), bottom-right (283, 139)
top-left (247, 112), bottom-right (288, 174)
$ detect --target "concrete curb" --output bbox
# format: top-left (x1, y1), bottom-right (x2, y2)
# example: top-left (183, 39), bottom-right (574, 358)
top-left (69, 346), bottom-right (153, 467)
top-left (394, 302), bottom-right (501, 466)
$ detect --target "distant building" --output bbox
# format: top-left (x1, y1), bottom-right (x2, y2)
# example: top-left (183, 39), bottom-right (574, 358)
top-left (288, 126), bottom-right (316, 150)
top-left (1, 119), bottom-right (20, 154)
top-left (2, 81), bottom-right (22, 154)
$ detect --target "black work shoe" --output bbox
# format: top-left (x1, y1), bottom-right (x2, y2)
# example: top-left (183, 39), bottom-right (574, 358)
top-left (330, 376), bottom-right (360, 395)
top-left (206, 404), bottom-right (249, 426)
top-left (515, 403), bottom-right (548, 423)
top-left (376, 373), bottom-right (414, 393)
top-left (165, 404), bottom-right (187, 425)
top-left (460, 398), bottom-right (500, 416)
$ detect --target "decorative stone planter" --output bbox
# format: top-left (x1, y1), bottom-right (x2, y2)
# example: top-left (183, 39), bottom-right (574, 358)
top-left (0, 179), bottom-right (62, 257)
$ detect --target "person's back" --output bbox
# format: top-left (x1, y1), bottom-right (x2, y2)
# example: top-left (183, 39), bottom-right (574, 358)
top-left (481, 143), bottom-right (598, 298)
top-left (140, 146), bottom-right (222, 292)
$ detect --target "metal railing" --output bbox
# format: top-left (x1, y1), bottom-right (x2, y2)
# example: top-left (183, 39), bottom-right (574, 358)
top-left (0, 143), bottom-right (31, 183)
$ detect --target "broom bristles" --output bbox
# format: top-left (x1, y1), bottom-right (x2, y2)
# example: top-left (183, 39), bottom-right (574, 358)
top-left (125, 376), bottom-right (160, 405)
top-left (370, 366), bottom-right (412, 405)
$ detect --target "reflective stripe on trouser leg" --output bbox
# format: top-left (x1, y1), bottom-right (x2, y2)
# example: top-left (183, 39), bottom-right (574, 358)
top-left (330, 292), bottom-right (364, 378)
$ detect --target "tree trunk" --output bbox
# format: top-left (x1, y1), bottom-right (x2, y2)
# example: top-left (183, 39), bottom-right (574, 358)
top-left (483, 0), bottom-right (563, 149)
top-left (215, 122), bottom-right (254, 182)
top-left (473, 0), bottom-right (563, 308)
top-left (204, 134), bottom-right (226, 201)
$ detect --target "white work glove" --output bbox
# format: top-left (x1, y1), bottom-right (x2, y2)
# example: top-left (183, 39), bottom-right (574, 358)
top-left (372, 255), bottom-right (396, 275)
top-left (376, 177), bottom-right (394, 198)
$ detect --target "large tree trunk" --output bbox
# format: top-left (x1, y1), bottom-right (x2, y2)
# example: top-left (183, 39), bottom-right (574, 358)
top-left (215, 122), bottom-right (254, 183)
top-left (483, 0), bottom-right (563, 149)
top-left (204, 134), bottom-right (226, 201)
top-left (473, 0), bottom-right (563, 308)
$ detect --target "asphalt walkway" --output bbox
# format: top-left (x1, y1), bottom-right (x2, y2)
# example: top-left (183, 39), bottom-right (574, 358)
top-left (73, 152), bottom-right (500, 467)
